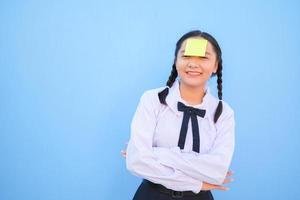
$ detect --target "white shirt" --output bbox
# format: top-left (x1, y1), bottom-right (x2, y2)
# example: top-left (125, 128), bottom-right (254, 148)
top-left (126, 79), bottom-right (235, 194)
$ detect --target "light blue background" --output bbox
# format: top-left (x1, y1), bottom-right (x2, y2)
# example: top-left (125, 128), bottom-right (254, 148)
top-left (1, 0), bottom-right (299, 199)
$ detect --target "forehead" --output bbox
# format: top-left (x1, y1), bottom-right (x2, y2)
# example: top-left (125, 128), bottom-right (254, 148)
top-left (179, 37), bottom-right (215, 54)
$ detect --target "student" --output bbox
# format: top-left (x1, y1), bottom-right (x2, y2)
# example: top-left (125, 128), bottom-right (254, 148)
top-left (124, 30), bottom-right (235, 200)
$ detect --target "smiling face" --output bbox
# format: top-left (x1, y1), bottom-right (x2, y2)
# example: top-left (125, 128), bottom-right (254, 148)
top-left (175, 37), bottom-right (218, 88)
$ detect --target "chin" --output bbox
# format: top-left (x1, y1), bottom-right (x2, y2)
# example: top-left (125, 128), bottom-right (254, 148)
top-left (180, 78), bottom-right (205, 88)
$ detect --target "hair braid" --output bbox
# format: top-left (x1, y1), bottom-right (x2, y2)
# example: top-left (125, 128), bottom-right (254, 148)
top-left (214, 58), bottom-right (223, 123)
top-left (217, 59), bottom-right (223, 100)
top-left (167, 64), bottom-right (178, 87)
top-left (158, 64), bottom-right (178, 104)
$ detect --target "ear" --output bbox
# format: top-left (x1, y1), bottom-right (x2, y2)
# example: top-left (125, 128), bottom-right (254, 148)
top-left (213, 61), bottom-right (218, 73)
top-left (174, 58), bottom-right (178, 70)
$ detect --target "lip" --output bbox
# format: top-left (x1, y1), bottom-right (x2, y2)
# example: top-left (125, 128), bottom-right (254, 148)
top-left (186, 71), bottom-right (203, 76)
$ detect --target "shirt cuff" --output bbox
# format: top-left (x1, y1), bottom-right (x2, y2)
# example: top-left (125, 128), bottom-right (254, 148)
top-left (191, 181), bottom-right (203, 194)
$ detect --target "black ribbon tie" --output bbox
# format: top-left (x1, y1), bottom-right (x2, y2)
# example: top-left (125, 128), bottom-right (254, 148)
top-left (177, 102), bottom-right (206, 153)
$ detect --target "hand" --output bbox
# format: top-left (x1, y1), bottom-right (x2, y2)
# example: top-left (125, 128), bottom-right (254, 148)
top-left (121, 145), bottom-right (235, 191)
top-left (201, 170), bottom-right (234, 191)
top-left (120, 142), bottom-right (128, 158)
top-left (121, 150), bottom-right (126, 158)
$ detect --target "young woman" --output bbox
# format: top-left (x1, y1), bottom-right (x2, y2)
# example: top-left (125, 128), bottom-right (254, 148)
top-left (123, 30), bottom-right (235, 200)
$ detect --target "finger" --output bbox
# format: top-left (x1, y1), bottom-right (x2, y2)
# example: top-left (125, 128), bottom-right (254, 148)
top-left (120, 150), bottom-right (127, 158)
top-left (226, 171), bottom-right (233, 176)
top-left (120, 150), bottom-right (126, 154)
top-left (226, 170), bottom-right (234, 177)
top-left (120, 149), bottom-right (126, 154)
top-left (121, 150), bottom-right (126, 155)
top-left (222, 178), bottom-right (234, 184)
top-left (213, 185), bottom-right (230, 191)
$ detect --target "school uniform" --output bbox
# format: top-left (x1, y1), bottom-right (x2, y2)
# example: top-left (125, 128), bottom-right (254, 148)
top-left (126, 79), bottom-right (235, 200)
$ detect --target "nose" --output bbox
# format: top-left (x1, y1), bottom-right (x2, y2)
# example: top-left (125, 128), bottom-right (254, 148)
top-left (187, 58), bottom-right (201, 68)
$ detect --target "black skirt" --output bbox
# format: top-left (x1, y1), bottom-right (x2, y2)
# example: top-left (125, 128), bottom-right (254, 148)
top-left (132, 179), bottom-right (214, 200)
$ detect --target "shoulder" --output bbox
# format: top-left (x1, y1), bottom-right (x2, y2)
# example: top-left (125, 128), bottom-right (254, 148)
top-left (221, 100), bottom-right (234, 116)
top-left (207, 93), bottom-right (234, 122)
top-left (140, 86), bottom-right (166, 103)
top-left (217, 99), bottom-right (235, 126)
top-left (137, 86), bottom-right (166, 112)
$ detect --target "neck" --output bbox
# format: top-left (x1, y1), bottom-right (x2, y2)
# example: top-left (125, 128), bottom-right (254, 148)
top-left (179, 81), bottom-right (206, 105)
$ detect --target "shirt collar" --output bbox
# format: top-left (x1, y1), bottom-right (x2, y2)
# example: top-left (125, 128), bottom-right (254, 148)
top-left (165, 79), bottom-right (215, 118)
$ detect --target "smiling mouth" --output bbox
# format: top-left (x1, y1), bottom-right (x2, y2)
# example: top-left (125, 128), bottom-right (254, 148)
top-left (186, 71), bottom-right (203, 76)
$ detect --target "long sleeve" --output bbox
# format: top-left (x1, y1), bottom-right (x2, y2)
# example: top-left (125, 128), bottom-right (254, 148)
top-left (152, 110), bottom-right (235, 185)
top-left (126, 91), bottom-right (203, 193)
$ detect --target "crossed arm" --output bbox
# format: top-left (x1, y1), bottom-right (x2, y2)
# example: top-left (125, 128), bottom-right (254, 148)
top-left (124, 92), bottom-right (235, 193)
top-left (122, 147), bottom-right (234, 191)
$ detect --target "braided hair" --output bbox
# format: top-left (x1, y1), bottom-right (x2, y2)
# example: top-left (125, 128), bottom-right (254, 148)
top-left (158, 30), bottom-right (223, 123)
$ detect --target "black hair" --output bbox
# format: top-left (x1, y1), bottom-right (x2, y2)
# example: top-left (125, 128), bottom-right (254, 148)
top-left (158, 30), bottom-right (223, 123)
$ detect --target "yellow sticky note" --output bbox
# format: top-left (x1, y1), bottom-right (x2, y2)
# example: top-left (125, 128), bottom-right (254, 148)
top-left (184, 38), bottom-right (208, 57)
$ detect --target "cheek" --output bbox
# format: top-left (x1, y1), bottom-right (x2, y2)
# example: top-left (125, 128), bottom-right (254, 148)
top-left (203, 62), bottom-right (217, 74)
top-left (175, 60), bottom-right (186, 71)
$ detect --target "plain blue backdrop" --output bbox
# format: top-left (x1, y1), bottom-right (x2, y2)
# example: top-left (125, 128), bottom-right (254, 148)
top-left (1, 0), bottom-right (300, 199)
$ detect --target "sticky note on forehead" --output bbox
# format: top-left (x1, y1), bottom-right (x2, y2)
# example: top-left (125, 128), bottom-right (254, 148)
top-left (184, 38), bottom-right (208, 57)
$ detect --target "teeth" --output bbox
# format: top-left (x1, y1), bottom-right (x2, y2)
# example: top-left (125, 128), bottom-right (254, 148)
top-left (187, 72), bottom-right (201, 75)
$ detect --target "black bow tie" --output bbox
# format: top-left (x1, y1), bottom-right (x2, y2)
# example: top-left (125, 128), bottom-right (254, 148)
top-left (177, 102), bottom-right (206, 153)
